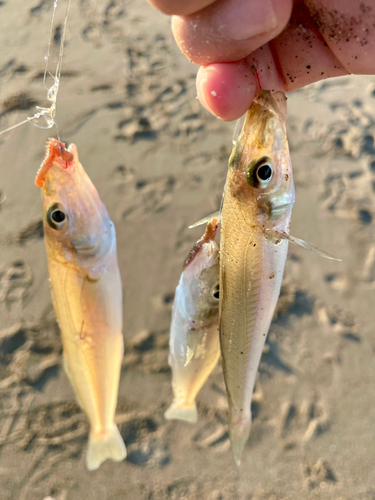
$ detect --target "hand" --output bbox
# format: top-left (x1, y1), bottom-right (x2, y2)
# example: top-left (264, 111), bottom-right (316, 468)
top-left (148, 0), bottom-right (375, 120)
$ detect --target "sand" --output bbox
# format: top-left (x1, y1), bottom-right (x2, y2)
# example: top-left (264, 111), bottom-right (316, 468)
top-left (0, 1), bottom-right (375, 499)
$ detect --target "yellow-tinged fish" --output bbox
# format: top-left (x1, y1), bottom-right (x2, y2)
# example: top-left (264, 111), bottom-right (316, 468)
top-left (165, 219), bottom-right (220, 423)
top-left (36, 139), bottom-right (126, 471)
top-left (220, 91), bottom-right (295, 465)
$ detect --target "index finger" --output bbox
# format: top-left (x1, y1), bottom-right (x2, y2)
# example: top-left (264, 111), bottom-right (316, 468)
top-left (147, 0), bottom-right (215, 16)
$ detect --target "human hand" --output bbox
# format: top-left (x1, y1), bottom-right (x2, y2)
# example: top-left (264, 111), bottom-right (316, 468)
top-left (147, 0), bottom-right (375, 120)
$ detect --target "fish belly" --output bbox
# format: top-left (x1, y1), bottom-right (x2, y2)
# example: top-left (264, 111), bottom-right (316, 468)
top-left (165, 296), bottom-right (220, 422)
top-left (220, 203), bottom-right (288, 463)
top-left (171, 324), bottom-right (220, 406)
top-left (48, 255), bottom-right (123, 435)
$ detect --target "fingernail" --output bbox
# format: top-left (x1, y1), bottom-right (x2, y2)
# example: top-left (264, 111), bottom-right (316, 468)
top-left (213, 0), bottom-right (277, 41)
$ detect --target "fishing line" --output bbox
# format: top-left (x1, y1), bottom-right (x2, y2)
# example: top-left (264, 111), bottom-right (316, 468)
top-left (0, 0), bottom-right (71, 138)
top-left (232, 115), bottom-right (245, 147)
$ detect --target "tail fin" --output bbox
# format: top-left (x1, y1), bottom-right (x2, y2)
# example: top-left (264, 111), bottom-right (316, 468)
top-left (229, 411), bottom-right (252, 467)
top-left (164, 401), bottom-right (198, 423)
top-left (86, 424), bottom-right (126, 471)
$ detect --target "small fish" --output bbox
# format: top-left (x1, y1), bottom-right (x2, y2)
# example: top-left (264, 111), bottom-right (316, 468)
top-left (220, 90), bottom-right (295, 465)
top-left (36, 139), bottom-right (126, 471)
top-left (165, 219), bottom-right (220, 423)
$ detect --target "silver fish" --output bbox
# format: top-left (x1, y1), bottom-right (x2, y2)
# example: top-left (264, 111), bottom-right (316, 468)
top-left (220, 91), bottom-right (294, 464)
top-left (165, 219), bottom-right (220, 423)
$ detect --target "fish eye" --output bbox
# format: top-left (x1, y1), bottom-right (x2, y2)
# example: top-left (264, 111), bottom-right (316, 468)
top-left (211, 283), bottom-right (220, 301)
top-left (46, 203), bottom-right (68, 230)
top-left (247, 156), bottom-right (274, 189)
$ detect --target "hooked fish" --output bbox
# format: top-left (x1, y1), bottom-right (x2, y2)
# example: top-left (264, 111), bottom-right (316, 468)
top-left (190, 92), bottom-right (339, 465)
top-left (165, 219), bottom-right (220, 423)
top-left (219, 90), bottom-right (295, 465)
top-left (36, 139), bottom-right (126, 471)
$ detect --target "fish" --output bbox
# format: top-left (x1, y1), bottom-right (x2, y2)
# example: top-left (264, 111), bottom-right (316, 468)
top-left (219, 90), bottom-right (295, 465)
top-left (36, 138), bottom-right (126, 471)
top-left (165, 219), bottom-right (220, 423)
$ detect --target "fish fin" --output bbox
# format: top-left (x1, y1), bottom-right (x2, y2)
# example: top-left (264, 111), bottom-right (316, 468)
top-left (87, 269), bottom-right (102, 280)
top-left (164, 402), bottom-right (198, 423)
top-left (86, 424), bottom-right (126, 471)
top-left (185, 330), bottom-right (200, 366)
top-left (189, 211), bottom-right (221, 229)
top-left (276, 231), bottom-right (342, 262)
top-left (185, 346), bottom-right (194, 367)
top-left (229, 411), bottom-right (251, 467)
top-left (63, 355), bottom-right (84, 409)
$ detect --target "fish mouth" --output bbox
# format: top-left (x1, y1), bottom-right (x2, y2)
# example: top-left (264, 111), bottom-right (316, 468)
top-left (229, 90), bottom-right (287, 165)
top-left (72, 244), bottom-right (97, 254)
top-left (35, 139), bottom-right (75, 188)
top-left (255, 90), bottom-right (287, 118)
top-left (74, 245), bottom-right (95, 252)
top-left (70, 235), bottom-right (97, 254)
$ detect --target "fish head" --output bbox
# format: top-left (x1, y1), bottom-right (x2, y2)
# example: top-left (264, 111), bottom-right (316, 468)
top-left (36, 139), bottom-right (113, 268)
top-left (180, 220), bottom-right (220, 321)
top-left (228, 90), bottom-right (295, 226)
top-left (197, 249), bottom-right (220, 316)
top-left (184, 239), bottom-right (220, 321)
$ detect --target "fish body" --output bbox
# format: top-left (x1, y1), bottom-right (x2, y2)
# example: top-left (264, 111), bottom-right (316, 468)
top-left (36, 139), bottom-right (126, 470)
top-left (165, 220), bottom-right (220, 423)
top-left (220, 91), bottom-right (295, 464)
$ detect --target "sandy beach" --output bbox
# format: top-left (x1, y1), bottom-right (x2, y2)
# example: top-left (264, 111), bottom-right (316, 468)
top-left (0, 1), bottom-right (375, 499)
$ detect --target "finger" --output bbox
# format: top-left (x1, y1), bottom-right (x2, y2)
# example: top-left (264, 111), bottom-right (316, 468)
top-left (197, 44), bottom-right (284, 120)
top-left (147, 0), bottom-right (215, 16)
top-left (196, 6), bottom-right (348, 121)
top-left (197, 63), bottom-right (258, 121)
top-left (266, 3), bottom-right (349, 90)
top-left (172, 0), bottom-right (293, 66)
top-left (305, 0), bottom-right (375, 74)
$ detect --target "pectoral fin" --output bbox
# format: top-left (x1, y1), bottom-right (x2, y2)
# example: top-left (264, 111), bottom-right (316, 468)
top-left (276, 231), bottom-right (342, 261)
top-left (189, 211), bottom-right (221, 229)
top-left (185, 347), bottom-right (195, 367)
top-left (185, 330), bottom-right (200, 366)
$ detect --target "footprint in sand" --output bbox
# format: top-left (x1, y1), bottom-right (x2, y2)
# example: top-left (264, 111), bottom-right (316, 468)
top-left (0, 318), bottom-right (61, 391)
top-left (191, 388), bottom-right (263, 454)
top-left (120, 174), bottom-right (178, 221)
top-left (104, 0), bottom-right (126, 20)
top-left (29, 0), bottom-right (51, 16)
top-left (1, 92), bottom-right (37, 115)
top-left (276, 397), bottom-right (329, 447)
top-left (301, 457), bottom-right (337, 490)
top-left (362, 244), bottom-right (375, 284)
top-left (147, 477), bottom-right (239, 500)
top-left (18, 219), bottom-right (44, 245)
top-left (112, 164), bottom-right (178, 219)
top-left (122, 328), bottom-right (170, 374)
top-left (0, 260), bottom-right (32, 305)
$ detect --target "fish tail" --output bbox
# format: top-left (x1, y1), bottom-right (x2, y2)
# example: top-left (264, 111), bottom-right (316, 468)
top-left (164, 401), bottom-right (198, 423)
top-left (229, 409), bottom-right (252, 467)
top-left (86, 424), bottom-right (126, 471)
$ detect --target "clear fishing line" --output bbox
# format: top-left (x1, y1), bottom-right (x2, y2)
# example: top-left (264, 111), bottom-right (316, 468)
top-left (0, 0), bottom-right (71, 138)
top-left (232, 113), bottom-right (246, 147)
